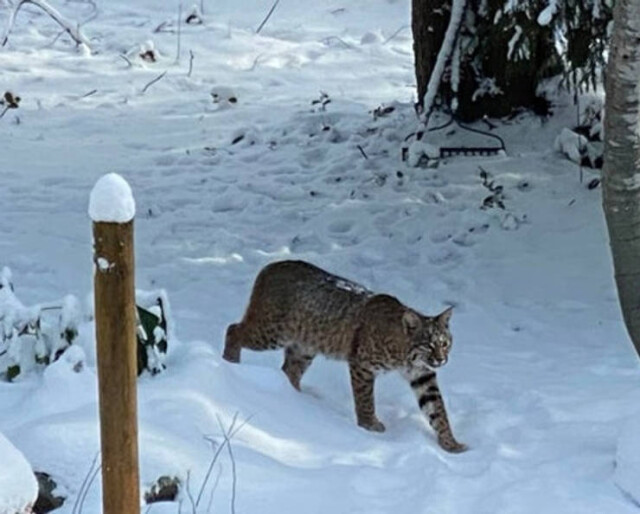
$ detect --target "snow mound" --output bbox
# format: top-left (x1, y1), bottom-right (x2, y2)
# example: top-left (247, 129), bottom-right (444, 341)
top-left (0, 432), bottom-right (37, 514)
top-left (89, 173), bottom-right (136, 223)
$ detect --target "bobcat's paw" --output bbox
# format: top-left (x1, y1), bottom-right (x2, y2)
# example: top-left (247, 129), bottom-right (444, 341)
top-left (222, 347), bottom-right (240, 363)
top-left (359, 418), bottom-right (386, 433)
top-left (439, 438), bottom-right (468, 453)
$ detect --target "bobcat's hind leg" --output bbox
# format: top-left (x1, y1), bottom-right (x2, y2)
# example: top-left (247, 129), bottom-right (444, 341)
top-left (223, 322), bottom-right (282, 363)
top-left (223, 323), bottom-right (243, 363)
top-left (281, 345), bottom-right (315, 391)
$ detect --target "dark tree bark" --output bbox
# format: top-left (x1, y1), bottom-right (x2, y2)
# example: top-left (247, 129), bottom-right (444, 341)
top-left (411, 0), bottom-right (560, 120)
top-left (412, 0), bottom-right (450, 111)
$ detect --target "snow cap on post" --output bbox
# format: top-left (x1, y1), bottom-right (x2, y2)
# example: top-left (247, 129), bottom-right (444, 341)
top-left (89, 173), bottom-right (136, 223)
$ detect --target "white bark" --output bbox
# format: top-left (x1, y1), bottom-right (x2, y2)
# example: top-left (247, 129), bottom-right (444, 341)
top-left (603, 0), bottom-right (640, 357)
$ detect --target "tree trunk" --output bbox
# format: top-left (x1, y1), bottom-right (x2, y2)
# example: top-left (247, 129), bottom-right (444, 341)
top-left (602, 0), bottom-right (640, 357)
top-left (412, 0), bottom-right (450, 110)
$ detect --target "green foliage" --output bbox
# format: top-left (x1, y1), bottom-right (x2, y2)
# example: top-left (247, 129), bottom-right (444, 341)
top-left (136, 295), bottom-right (169, 376)
top-left (7, 365), bottom-right (20, 381)
top-left (1, 267), bottom-right (171, 381)
top-left (434, 0), bottom-right (611, 118)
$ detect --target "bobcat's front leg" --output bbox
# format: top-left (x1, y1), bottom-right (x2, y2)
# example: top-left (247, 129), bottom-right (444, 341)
top-left (349, 362), bottom-right (385, 432)
top-left (407, 370), bottom-right (467, 453)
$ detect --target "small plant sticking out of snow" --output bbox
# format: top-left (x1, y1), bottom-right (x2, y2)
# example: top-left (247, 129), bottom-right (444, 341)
top-left (135, 290), bottom-right (171, 376)
top-left (211, 86), bottom-right (238, 108)
top-left (479, 167), bottom-right (506, 210)
top-left (185, 4), bottom-right (203, 25)
top-left (33, 472), bottom-right (65, 514)
top-left (371, 104), bottom-right (395, 121)
top-left (554, 97), bottom-right (603, 169)
top-left (0, 91), bottom-right (20, 119)
top-left (311, 91), bottom-right (331, 112)
top-left (144, 475), bottom-right (181, 504)
top-left (125, 40), bottom-right (159, 64)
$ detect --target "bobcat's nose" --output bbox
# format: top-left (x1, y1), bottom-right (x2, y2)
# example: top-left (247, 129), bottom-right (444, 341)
top-left (428, 356), bottom-right (447, 368)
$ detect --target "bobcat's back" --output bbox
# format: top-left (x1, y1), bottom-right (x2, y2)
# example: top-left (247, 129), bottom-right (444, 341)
top-left (240, 260), bottom-right (372, 358)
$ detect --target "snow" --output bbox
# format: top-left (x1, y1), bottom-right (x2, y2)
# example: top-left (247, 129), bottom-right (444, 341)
top-left (88, 173), bottom-right (136, 223)
top-left (616, 414), bottom-right (640, 503)
top-left (1, 1), bottom-right (639, 513)
top-left (537, 0), bottom-right (558, 26)
top-left (0, 432), bottom-right (37, 514)
top-left (555, 127), bottom-right (588, 163)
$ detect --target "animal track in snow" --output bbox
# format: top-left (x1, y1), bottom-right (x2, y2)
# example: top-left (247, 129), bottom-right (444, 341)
top-left (328, 219), bottom-right (355, 234)
top-left (428, 246), bottom-right (463, 267)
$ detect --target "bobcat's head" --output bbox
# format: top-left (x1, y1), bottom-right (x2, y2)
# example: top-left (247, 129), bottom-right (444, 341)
top-left (403, 307), bottom-right (453, 369)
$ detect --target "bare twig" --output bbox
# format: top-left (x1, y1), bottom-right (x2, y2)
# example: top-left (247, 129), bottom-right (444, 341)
top-left (205, 466), bottom-right (223, 513)
top-left (176, 2), bottom-right (182, 63)
top-left (217, 415), bottom-right (238, 514)
top-left (141, 71), bottom-right (167, 94)
top-left (195, 412), bottom-right (251, 508)
top-left (72, 452), bottom-right (99, 514)
top-left (357, 145), bottom-right (369, 159)
top-left (81, 89), bottom-right (97, 98)
top-left (185, 470), bottom-right (197, 514)
top-left (243, 53), bottom-right (264, 72)
top-left (187, 49), bottom-right (194, 77)
top-left (383, 24), bottom-right (409, 45)
top-left (0, 107), bottom-right (9, 120)
top-left (2, 0), bottom-right (91, 49)
top-left (153, 20), bottom-right (173, 33)
top-left (119, 54), bottom-right (133, 68)
top-left (195, 434), bottom-right (233, 506)
top-left (255, 0), bottom-right (280, 34)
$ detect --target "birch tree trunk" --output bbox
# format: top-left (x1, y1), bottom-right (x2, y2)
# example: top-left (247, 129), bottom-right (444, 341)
top-left (603, 0), bottom-right (640, 357)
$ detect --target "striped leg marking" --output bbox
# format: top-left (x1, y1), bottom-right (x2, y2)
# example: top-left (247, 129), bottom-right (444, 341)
top-left (408, 370), bottom-right (467, 453)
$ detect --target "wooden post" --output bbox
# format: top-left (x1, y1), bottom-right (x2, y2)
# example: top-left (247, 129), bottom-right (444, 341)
top-left (91, 174), bottom-right (140, 514)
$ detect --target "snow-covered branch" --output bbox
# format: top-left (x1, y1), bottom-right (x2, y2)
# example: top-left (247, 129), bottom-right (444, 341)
top-left (1, 0), bottom-right (91, 51)
top-left (421, 0), bottom-right (467, 123)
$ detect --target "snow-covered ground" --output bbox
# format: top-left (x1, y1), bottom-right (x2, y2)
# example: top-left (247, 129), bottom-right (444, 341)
top-left (0, 431), bottom-right (37, 514)
top-left (2, 0), bottom-right (640, 512)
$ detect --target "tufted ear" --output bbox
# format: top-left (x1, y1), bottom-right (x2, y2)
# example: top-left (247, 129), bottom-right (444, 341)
top-left (402, 311), bottom-right (421, 335)
top-left (436, 306), bottom-right (453, 326)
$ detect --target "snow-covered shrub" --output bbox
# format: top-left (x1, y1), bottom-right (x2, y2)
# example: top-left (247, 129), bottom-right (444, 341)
top-left (0, 268), bottom-right (80, 381)
top-left (0, 267), bottom-right (171, 380)
top-left (554, 98), bottom-right (603, 169)
top-left (136, 290), bottom-right (171, 376)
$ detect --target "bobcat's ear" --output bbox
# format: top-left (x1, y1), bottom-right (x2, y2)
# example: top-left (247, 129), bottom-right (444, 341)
top-left (436, 306), bottom-right (453, 326)
top-left (402, 311), bottom-right (421, 335)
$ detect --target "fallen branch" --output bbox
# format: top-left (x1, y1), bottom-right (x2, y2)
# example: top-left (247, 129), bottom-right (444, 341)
top-left (2, 0), bottom-right (91, 50)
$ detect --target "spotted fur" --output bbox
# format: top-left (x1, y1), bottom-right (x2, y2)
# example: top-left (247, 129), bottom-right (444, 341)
top-left (223, 260), bottom-right (466, 453)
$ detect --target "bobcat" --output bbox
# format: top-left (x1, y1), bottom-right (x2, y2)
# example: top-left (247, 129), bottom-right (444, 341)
top-left (223, 260), bottom-right (466, 453)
